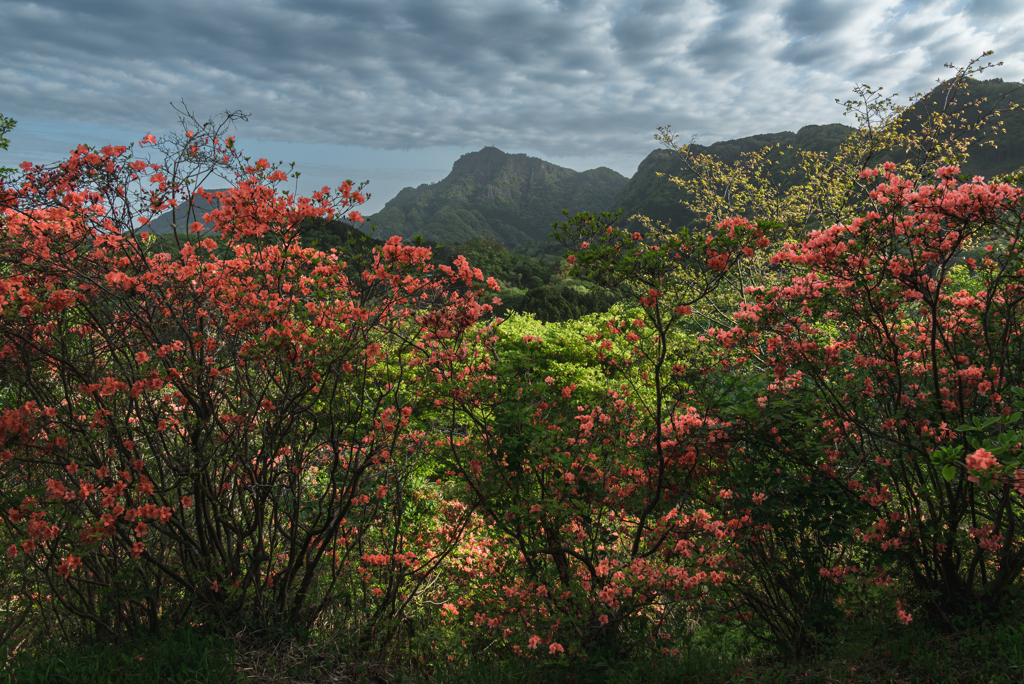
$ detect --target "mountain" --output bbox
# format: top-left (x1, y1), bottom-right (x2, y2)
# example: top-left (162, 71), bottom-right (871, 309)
top-left (144, 191), bottom-right (222, 235)
top-left (143, 79), bottom-right (1024, 248)
top-left (144, 192), bottom-right (371, 252)
top-left (606, 124), bottom-right (855, 231)
top-left (609, 78), bottom-right (1024, 231)
top-left (900, 77), bottom-right (1024, 178)
top-left (143, 191), bottom-right (376, 273)
top-left (364, 147), bottom-right (628, 246)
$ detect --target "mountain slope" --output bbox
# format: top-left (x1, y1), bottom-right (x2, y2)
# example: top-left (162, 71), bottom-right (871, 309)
top-left (607, 124), bottom-right (856, 230)
top-left (365, 147), bottom-right (628, 245)
top-left (145, 191), bottom-right (222, 235)
top-left (608, 78), bottom-right (1024, 231)
top-left (144, 79), bottom-right (1024, 248)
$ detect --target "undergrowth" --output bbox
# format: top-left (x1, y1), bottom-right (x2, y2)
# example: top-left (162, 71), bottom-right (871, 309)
top-left (5, 605), bottom-right (1022, 684)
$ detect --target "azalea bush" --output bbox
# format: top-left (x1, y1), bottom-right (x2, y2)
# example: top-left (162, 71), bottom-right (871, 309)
top-left (0, 112), bottom-right (492, 649)
top-left (528, 163), bottom-right (1024, 656)
top-left (707, 163), bottom-right (1024, 642)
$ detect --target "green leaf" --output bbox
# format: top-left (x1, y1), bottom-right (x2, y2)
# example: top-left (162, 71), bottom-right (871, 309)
top-left (942, 464), bottom-right (957, 481)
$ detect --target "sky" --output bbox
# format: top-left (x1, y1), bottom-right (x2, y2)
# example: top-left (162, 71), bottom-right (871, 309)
top-left (2, 0), bottom-right (1023, 214)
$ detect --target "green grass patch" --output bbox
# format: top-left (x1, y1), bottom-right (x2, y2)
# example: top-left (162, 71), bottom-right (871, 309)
top-left (2, 626), bottom-right (241, 684)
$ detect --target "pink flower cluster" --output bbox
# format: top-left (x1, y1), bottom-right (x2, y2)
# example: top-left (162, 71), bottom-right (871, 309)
top-left (966, 448), bottom-right (999, 483)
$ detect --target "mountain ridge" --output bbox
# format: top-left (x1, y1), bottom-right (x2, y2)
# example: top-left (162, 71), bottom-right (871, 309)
top-left (148, 78), bottom-right (1024, 247)
top-left (608, 123), bottom-right (858, 231)
top-left (364, 146), bottom-right (628, 246)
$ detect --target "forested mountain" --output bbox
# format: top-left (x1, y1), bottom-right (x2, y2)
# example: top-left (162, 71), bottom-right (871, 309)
top-left (607, 123), bottom-right (856, 231)
top-left (364, 146), bottom-right (628, 245)
top-left (145, 191), bottom-right (222, 235)
top-left (903, 77), bottom-right (1024, 176)
top-left (150, 80), bottom-right (1024, 250)
top-left (145, 192), bottom-right (374, 258)
top-left (609, 78), bottom-right (1024, 231)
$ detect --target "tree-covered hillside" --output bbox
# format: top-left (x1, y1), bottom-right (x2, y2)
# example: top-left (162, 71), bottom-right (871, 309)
top-left (145, 190), bottom-right (223, 235)
top-left (611, 77), bottom-right (1024, 232)
top-left (365, 147), bottom-right (627, 245)
top-left (607, 124), bottom-right (855, 231)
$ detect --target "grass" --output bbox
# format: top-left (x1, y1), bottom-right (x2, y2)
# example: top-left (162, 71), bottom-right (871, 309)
top-left (425, 612), bottom-right (1024, 684)
top-left (1, 625), bottom-right (242, 684)
top-left (3, 609), bottom-right (1023, 683)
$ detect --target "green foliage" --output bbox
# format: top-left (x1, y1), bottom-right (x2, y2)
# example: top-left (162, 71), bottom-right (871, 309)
top-left (517, 284), bottom-right (622, 322)
top-left (295, 216), bottom-right (382, 254)
top-left (511, 239), bottom-right (570, 261)
top-left (425, 236), bottom-right (623, 320)
top-left (493, 311), bottom-right (619, 392)
top-left (430, 646), bottom-right (738, 684)
top-left (705, 371), bottom-right (872, 656)
top-left (0, 113), bottom-right (16, 180)
top-left (431, 236), bottom-right (557, 290)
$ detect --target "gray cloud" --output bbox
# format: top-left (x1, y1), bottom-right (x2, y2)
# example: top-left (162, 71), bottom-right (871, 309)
top-left (1, 0), bottom-right (1022, 200)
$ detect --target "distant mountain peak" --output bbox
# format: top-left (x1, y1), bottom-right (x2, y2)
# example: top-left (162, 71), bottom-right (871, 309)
top-left (365, 148), bottom-right (628, 246)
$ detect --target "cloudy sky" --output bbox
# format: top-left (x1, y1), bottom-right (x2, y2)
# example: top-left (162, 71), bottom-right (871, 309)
top-left (2, 0), bottom-right (1023, 213)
